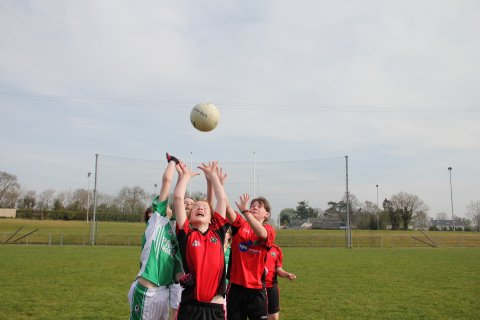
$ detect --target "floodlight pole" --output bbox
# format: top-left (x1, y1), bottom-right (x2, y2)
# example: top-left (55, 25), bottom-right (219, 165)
top-left (376, 184), bottom-right (379, 230)
top-left (87, 172), bottom-right (91, 223)
top-left (448, 167), bottom-right (455, 231)
top-left (257, 173), bottom-right (260, 196)
top-left (345, 156), bottom-right (352, 248)
top-left (189, 151), bottom-right (192, 197)
top-left (253, 152), bottom-right (256, 198)
top-left (90, 154), bottom-right (98, 245)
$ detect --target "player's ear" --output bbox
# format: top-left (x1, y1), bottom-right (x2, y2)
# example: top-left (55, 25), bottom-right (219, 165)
top-left (265, 211), bottom-right (271, 222)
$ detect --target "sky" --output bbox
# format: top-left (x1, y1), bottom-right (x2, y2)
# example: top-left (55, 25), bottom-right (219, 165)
top-left (1, 0), bottom-right (479, 221)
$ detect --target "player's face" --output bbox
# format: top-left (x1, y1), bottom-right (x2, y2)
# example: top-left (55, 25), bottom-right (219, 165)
top-left (184, 198), bottom-right (195, 211)
top-left (250, 201), bottom-right (270, 223)
top-left (190, 201), bottom-right (211, 225)
top-left (224, 231), bottom-right (231, 245)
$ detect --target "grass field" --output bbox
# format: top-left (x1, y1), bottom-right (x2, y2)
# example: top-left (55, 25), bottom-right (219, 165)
top-left (0, 245), bottom-right (479, 319)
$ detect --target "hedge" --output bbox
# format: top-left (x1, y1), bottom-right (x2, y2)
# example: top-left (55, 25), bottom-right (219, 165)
top-left (16, 209), bottom-right (143, 222)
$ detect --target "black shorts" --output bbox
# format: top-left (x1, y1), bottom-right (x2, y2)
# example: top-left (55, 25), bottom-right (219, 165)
top-left (226, 283), bottom-right (267, 320)
top-left (267, 285), bottom-right (280, 315)
top-left (177, 300), bottom-right (225, 320)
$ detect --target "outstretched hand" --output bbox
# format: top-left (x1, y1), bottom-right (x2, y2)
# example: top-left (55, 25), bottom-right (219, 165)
top-left (198, 161), bottom-right (218, 179)
top-left (235, 193), bottom-right (250, 213)
top-left (217, 166), bottom-right (228, 186)
top-left (176, 161), bottom-right (200, 179)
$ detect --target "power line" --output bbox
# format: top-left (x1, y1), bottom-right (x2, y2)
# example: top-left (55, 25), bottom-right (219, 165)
top-left (1, 90), bottom-right (479, 112)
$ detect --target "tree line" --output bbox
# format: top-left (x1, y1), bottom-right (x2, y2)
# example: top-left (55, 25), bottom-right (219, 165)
top-left (1, 170), bottom-right (479, 230)
top-left (279, 194), bottom-right (479, 231)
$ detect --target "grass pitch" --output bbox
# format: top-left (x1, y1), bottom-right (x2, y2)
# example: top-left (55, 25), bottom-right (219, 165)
top-left (0, 245), bottom-right (478, 319)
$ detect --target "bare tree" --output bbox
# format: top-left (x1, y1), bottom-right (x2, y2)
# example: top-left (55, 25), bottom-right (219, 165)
top-left (413, 210), bottom-right (429, 229)
top-left (37, 189), bottom-right (56, 210)
top-left (466, 200), bottom-right (480, 232)
top-left (0, 171), bottom-right (21, 208)
top-left (389, 192), bottom-right (429, 230)
top-left (18, 189), bottom-right (37, 209)
top-left (54, 191), bottom-right (69, 210)
top-left (117, 186), bottom-right (147, 214)
top-left (435, 212), bottom-right (448, 220)
top-left (69, 188), bottom-right (89, 211)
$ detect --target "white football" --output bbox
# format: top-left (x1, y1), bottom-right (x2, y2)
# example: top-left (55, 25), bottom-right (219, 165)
top-left (190, 102), bottom-right (220, 132)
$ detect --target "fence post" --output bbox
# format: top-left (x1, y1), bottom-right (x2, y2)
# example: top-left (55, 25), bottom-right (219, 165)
top-left (49, 234), bottom-right (51, 246)
top-left (61, 235), bottom-right (63, 246)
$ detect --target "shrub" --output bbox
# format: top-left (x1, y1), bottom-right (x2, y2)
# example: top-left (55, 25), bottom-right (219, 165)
top-left (16, 209), bottom-right (142, 222)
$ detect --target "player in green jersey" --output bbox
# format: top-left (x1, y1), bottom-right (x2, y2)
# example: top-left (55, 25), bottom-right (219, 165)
top-left (128, 153), bottom-right (184, 320)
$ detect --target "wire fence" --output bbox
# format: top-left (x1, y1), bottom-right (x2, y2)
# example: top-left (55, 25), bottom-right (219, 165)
top-left (3, 232), bottom-right (479, 248)
top-left (90, 154), bottom-right (349, 219)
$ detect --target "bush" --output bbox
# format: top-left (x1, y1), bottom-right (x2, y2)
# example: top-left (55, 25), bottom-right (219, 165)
top-left (16, 209), bottom-right (142, 222)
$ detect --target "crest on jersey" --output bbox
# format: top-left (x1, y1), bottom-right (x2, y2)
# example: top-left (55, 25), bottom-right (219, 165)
top-left (270, 251), bottom-right (277, 257)
top-left (192, 240), bottom-right (201, 247)
top-left (210, 237), bottom-right (218, 243)
top-left (134, 304), bottom-right (140, 313)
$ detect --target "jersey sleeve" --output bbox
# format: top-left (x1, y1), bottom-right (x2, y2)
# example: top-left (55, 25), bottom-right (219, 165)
top-left (263, 224), bottom-right (276, 248)
top-left (211, 212), bottom-right (230, 241)
top-left (276, 246), bottom-right (283, 268)
top-left (175, 218), bottom-right (191, 274)
top-left (176, 217), bottom-right (191, 234)
top-left (173, 246), bottom-right (184, 275)
top-left (151, 196), bottom-right (168, 217)
top-left (230, 211), bottom-right (245, 234)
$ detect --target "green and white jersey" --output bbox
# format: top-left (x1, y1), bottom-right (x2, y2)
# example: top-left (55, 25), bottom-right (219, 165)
top-left (137, 198), bottom-right (182, 286)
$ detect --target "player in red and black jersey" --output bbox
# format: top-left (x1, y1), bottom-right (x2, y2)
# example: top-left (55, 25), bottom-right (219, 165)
top-left (226, 193), bottom-right (276, 320)
top-left (174, 160), bottom-right (230, 320)
top-left (265, 244), bottom-right (296, 320)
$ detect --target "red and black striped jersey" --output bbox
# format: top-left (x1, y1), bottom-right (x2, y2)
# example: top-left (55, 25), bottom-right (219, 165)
top-left (227, 213), bottom-right (275, 289)
top-left (265, 244), bottom-right (283, 288)
top-left (176, 212), bottom-right (230, 303)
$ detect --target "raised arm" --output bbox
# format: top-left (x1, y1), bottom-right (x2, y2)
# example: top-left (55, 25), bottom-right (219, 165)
top-left (159, 153), bottom-right (179, 202)
top-left (206, 165), bottom-right (227, 210)
top-left (174, 161), bottom-right (199, 229)
top-left (235, 194), bottom-right (268, 240)
top-left (226, 202), bottom-right (237, 224)
top-left (198, 161), bottom-right (227, 218)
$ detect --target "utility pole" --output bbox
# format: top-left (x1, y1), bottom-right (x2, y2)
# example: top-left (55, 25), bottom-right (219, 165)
top-left (90, 154), bottom-right (98, 245)
top-left (448, 167), bottom-right (455, 231)
top-left (253, 152), bottom-right (256, 198)
top-left (345, 156), bottom-right (352, 248)
top-left (87, 172), bottom-right (91, 223)
top-left (376, 184), bottom-right (379, 230)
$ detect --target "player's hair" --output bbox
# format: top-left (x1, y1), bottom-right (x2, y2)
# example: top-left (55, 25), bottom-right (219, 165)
top-left (144, 206), bottom-right (153, 222)
top-left (251, 196), bottom-right (271, 222)
top-left (225, 227), bottom-right (232, 245)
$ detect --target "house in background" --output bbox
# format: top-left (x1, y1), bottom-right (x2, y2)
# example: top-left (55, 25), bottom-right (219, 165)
top-left (430, 218), bottom-right (465, 231)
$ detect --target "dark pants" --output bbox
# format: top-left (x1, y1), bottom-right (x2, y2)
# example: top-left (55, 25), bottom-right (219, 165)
top-left (267, 285), bottom-right (280, 315)
top-left (226, 283), bottom-right (267, 320)
top-left (177, 300), bottom-right (225, 320)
